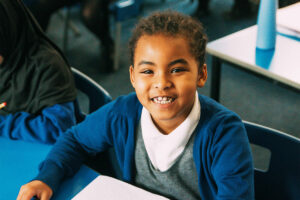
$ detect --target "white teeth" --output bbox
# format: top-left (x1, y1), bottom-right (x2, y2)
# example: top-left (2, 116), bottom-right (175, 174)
top-left (153, 97), bottom-right (174, 104)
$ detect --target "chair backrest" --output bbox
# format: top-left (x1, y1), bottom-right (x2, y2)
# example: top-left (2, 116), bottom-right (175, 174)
top-left (244, 121), bottom-right (300, 200)
top-left (71, 68), bottom-right (122, 178)
top-left (71, 67), bottom-right (111, 115)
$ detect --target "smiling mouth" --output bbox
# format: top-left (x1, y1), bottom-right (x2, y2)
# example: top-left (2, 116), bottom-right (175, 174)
top-left (151, 96), bottom-right (175, 104)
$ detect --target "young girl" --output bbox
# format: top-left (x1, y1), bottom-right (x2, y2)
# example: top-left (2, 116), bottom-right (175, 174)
top-left (0, 0), bottom-right (77, 144)
top-left (17, 11), bottom-right (254, 200)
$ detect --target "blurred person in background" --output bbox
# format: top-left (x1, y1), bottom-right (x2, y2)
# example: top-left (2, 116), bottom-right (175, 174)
top-left (0, 0), bottom-right (78, 143)
top-left (26, 0), bottom-right (115, 72)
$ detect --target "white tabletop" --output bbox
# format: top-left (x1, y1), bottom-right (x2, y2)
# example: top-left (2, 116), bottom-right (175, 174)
top-left (206, 4), bottom-right (300, 91)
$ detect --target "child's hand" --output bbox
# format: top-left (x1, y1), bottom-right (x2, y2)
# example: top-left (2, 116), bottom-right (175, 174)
top-left (17, 180), bottom-right (53, 200)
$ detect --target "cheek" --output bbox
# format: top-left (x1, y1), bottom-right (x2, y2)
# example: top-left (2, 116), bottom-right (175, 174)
top-left (133, 77), bottom-right (150, 94)
top-left (177, 77), bottom-right (198, 90)
top-left (134, 80), bottom-right (150, 104)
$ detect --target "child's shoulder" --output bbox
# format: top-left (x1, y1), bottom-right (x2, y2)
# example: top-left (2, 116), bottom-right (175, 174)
top-left (197, 95), bottom-right (246, 142)
top-left (105, 92), bottom-right (142, 117)
top-left (198, 94), bottom-right (242, 124)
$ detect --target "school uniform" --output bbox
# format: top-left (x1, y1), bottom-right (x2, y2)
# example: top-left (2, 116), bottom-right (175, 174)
top-left (36, 93), bottom-right (254, 199)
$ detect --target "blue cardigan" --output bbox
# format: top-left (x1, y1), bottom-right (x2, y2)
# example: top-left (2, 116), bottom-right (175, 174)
top-left (0, 102), bottom-right (76, 144)
top-left (36, 93), bottom-right (254, 199)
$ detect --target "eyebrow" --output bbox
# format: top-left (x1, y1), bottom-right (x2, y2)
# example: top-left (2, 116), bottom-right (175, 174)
top-left (168, 59), bottom-right (188, 67)
top-left (137, 59), bottom-right (188, 67)
top-left (137, 61), bottom-right (155, 66)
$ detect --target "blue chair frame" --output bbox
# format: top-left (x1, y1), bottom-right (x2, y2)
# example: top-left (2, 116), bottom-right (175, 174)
top-left (71, 67), bottom-right (122, 178)
top-left (71, 67), bottom-right (111, 114)
top-left (244, 121), bottom-right (300, 200)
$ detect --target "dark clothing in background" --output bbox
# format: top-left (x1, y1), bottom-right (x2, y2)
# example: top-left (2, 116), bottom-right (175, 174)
top-left (0, 0), bottom-right (77, 115)
top-left (0, 0), bottom-right (77, 143)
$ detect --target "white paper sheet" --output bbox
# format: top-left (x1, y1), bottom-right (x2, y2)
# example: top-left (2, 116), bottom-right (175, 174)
top-left (277, 2), bottom-right (300, 33)
top-left (72, 176), bottom-right (170, 200)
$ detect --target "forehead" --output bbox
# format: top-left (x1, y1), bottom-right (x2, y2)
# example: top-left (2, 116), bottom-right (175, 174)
top-left (134, 34), bottom-right (194, 62)
top-left (136, 34), bottom-right (189, 47)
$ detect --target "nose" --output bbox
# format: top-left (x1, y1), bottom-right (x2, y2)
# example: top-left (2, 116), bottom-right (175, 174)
top-left (153, 72), bottom-right (172, 90)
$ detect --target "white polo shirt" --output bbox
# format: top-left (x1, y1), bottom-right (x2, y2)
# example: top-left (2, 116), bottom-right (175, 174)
top-left (141, 92), bottom-right (201, 172)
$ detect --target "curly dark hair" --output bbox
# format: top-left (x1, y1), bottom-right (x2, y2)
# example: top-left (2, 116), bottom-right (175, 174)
top-left (129, 10), bottom-right (207, 69)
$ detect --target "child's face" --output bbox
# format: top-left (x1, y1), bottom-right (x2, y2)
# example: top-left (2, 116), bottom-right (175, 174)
top-left (130, 34), bottom-right (207, 134)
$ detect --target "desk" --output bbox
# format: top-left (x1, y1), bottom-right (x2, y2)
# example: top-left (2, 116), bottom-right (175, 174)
top-left (206, 5), bottom-right (300, 101)
top-left (0, 137), bottom-right (98, 200)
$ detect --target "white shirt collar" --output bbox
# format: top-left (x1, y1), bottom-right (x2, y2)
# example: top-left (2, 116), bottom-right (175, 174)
top-left (141, 91), bottom-right (201, 171)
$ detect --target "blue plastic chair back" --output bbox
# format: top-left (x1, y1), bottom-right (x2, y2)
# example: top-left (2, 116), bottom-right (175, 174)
top-left (244, 121), bottom-right (300, 200)
top-left (71, 67), bottom-right (111, 115)
top-left (71, 68), bottom-right (122, 178)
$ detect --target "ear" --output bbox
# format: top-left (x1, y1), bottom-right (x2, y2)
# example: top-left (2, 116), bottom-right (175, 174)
top-left (129, 65), bottom-right (136, 88)
top-left (197, 64), bottom-right (207, 88)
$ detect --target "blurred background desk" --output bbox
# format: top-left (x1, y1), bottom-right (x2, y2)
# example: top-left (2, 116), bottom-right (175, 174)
top-left (207, 3), bottom-right (300, 102)
top-left (0, 137), bottom-right (98, 200)
top-left (207, 26), bottom-right (300, 101)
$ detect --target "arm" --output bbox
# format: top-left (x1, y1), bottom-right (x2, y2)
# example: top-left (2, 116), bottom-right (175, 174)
top-left (0, 102), bottom-right (76, 144)
top-left (211, 115), bottom-right (254, 200)
top-left (17, 104), bottom-right (115, 199)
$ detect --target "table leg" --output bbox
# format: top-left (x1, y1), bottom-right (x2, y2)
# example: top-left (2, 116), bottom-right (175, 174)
top-left (210, 56), bottom-right (221, 102)
top-left (113, 22), bottom-right (121, 71)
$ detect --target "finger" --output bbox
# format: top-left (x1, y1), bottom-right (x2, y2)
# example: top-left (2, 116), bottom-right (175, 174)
top-left (40, 190), bottom-right (52, 200)
top-left (17, 189), bottom-right (36, 200)
top-left (16, 189), bottom-right (24, 200)
top-left (16, 186), bottom-right (28, 200)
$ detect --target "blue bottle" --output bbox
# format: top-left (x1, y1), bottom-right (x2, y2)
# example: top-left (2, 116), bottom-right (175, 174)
top-left (256, 0), bottom-right (278, 50)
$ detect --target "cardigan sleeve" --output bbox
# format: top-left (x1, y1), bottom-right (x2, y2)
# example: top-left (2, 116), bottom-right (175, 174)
top-left (0, 102), bottom-right (76, 144)
top-left (34, 103), bottom-right (116, 192)
top-left (210, 114), bottom-right (254, 200)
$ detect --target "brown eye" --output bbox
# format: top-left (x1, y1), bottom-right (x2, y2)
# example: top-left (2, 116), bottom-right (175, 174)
top-left (141, 69), bottom-right (153, 74)
top-left (171, 68), bottom-right (186, 73)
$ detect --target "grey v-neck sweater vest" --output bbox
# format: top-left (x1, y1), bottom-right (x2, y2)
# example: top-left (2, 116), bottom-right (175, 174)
top-left (134, 123), bottom-right (201, 200)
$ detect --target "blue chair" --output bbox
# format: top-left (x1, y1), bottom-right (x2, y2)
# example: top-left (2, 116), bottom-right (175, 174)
top-left (71, 67), bottom-right (111, 116)
top-left (244, 121), bottom-right (300, 200)
top-left (71, 67), bottom-right (122, 178)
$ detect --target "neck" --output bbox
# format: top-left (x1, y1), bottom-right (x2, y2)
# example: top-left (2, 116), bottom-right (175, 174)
top-left (152, 119), bottom-right (180, 135)
top-left (151, 107), bottom-right (193, 135)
